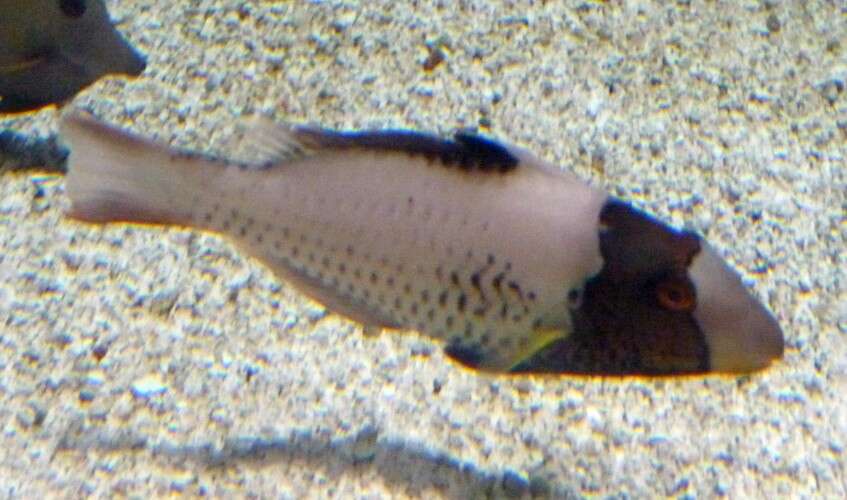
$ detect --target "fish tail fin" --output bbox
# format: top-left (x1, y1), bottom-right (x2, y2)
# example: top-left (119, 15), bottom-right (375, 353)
top-left (60, 111), bottom-right (204, 227)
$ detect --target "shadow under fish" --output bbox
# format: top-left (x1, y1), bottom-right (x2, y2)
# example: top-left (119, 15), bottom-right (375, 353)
top-left (0, 0), bottom-right (146, 113)
top-left (0, 128), bottom-right (68, 172)
top-left (55, 423), bottom-right (567, 499)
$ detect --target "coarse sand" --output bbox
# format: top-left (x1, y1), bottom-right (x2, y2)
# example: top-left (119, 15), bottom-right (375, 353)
top-left (1, 1), bottom-right (845, 498)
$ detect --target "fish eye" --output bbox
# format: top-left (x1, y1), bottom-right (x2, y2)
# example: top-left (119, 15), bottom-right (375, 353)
top-left (655, 276), bottom-right (696, 312)
top-left (59, 0), bottom-right (87, 18)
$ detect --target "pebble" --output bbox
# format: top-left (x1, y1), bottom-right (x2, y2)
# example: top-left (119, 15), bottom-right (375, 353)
top-left (0, 1), bottom-right (844, 498)
top-left (500, 470), bottom-right (530, 497)
top-left (130, 374), bottom-right (168, 398)
top-left (15, 401), bottom-right (46, 429)
top-left (350, 426), bottom-right (379, 464)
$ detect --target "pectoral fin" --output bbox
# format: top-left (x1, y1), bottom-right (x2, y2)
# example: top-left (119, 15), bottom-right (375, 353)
top-left (445, 326), bottom-right (567, 373)
top-left (503, 327), bottom-right (566, 372)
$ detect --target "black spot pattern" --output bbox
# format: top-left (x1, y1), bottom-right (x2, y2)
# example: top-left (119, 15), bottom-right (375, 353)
top-left (206, 196), bottom-right (550, 372)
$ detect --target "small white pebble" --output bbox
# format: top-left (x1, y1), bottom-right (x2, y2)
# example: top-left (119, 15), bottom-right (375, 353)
top-left (84, 370), bottom-right (106, 387)
top-left (131, 374), bottom-right (167, 398)
top-left (169, 470), bottom-right (196, 492)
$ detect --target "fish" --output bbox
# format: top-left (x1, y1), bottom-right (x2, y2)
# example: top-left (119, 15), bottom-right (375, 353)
top-left (0, 0), bottom-right (146, 113)
top-left (58, 111), bottom-right (785, 376)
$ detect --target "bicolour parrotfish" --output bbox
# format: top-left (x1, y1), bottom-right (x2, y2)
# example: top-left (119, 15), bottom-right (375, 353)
top-left (59, 111), bottom-right (784, 376)
top-left (0, 0), bottom-right (146, 113)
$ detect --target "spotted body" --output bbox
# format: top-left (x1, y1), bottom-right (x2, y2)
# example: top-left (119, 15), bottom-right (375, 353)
top-left (60, 112), bottom-right (784, 375)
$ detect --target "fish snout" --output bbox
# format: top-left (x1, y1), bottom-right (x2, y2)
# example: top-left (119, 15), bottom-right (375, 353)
top-left (120, 44), bottom-right (146, 76)
top-left (64, 13), bottom-right (146, 79)
top-left (688, 243), bottom-right (784, 373)
top-left (93, 32), bottom-right (146, 77)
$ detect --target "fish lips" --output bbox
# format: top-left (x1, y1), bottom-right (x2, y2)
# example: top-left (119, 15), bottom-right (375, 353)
top-left (689, 242), bottom-right (785, 373)
top-left (104, 40), bottom-right (146, 77)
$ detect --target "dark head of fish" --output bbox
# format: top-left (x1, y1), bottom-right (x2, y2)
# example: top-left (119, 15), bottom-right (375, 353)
top-left (514, 199), bottom-right (784, 375)
top-left (0, 0), bottom-right (146, 113)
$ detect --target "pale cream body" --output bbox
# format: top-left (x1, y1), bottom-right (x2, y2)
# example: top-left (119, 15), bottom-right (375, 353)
top-left (63, 114), bottom-right (608, 371)
top-left (194, 151), bottom-right (607, 369)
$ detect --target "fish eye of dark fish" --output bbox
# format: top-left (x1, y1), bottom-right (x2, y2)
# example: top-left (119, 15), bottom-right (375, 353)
top-left (57, 111), bottom-right (785, 376)
top-left (0, 0), bottom-right (146, 114)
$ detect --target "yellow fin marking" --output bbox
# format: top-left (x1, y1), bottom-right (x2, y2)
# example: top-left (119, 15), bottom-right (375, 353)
top-left (506, 327), bottom-right (566, 371)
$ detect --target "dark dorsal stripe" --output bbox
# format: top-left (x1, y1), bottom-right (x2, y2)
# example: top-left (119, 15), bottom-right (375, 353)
top-left (294, 127), bottom-right (519, 173)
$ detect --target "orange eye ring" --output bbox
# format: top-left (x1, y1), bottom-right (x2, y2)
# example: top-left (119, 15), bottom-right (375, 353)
top-left (655, 278), bottom-right (696, 312)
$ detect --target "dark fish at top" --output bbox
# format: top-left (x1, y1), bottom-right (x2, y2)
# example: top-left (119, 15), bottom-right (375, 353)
top-left (0, 0), bottom-right (146, 113)
top-left (59, 111), bottom-right (785, 376)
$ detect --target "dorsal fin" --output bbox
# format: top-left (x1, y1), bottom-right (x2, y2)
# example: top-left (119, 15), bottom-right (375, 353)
top-left (231, 116), bottom-right (314, 167)
top-left (237, 116), bottom-right (520, 173)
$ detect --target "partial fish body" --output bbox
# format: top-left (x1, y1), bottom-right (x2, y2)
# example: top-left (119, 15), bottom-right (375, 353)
top-left (0, 0), bottom-right (146, 113)
top-left (60, 112), bottom-right (784, 375)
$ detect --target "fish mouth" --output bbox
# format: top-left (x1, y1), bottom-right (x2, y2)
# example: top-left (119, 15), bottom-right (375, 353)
top-left (62, 42), bottom-right (146, 79)
top-left (57, 19), bottom-right (146, 79)
top-left (102, 25), bottom-right (147, 77)
top-left (688, 243), bottom-right (784, 372)
top-left (112, 42), bottom-right (146, 76)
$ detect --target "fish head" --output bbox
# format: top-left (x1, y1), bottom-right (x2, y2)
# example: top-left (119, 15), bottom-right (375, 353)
top-left (0, 0), bottom-right (145, 112)
top-left (41, 0), bottom-right (146, 78)
top-left (517, 199), bottom-right (784, 375)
